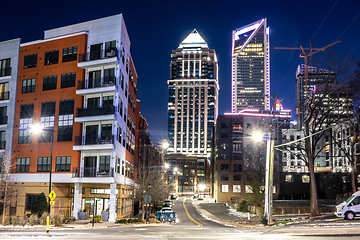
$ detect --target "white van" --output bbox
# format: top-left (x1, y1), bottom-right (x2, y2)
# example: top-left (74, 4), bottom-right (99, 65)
top-left (335, 190), bottom-right (360, 220)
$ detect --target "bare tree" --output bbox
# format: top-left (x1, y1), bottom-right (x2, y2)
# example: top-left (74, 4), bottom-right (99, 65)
top-left (0, 152), bottom-right (17, 224)
top-left (135, 145), bottom-right (172, 220)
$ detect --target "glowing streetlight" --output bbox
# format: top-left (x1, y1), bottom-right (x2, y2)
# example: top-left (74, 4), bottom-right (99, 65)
top-left (164, 163), bottom-right (170, 169)
top-left (31, 124), bottom-right (43, 134)
top-left (251, 131), bottom-right (264, 142)
top-left (198, 184), bottom-right (206, 191)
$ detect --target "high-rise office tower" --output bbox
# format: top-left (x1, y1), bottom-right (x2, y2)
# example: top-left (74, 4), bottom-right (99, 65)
top-left (231, 19), bottom-right (270, 113)
top-left (167, 29), bottom-right (219, 157)
top-left (295, 64), bottom-right (337, 128)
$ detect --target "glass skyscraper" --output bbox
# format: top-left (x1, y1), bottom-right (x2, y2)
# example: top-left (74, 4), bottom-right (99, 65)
top-left (167, 29), bottom-right (219, 156)
top-left (231, 18), bottom-right (270, 113)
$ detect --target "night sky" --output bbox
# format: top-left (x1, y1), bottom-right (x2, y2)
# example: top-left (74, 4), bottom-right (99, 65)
top-left (1, 0), bottom-right (360, 143)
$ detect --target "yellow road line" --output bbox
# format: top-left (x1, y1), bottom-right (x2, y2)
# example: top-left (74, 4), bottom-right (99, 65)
top-left (183, 196), bottom-right (202, 227)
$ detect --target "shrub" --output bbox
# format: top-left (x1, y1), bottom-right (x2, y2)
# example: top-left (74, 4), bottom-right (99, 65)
top-left (4, 217), bottom-right (12, 225)
top-left (31, 193), bottom-right (49, 217)
top-left (29, 214), bottom-right (38, 226)
top-left (62, 216), bottom-right (74, 224)
top-left (53, 215), bottom-right (62, 227)
top-left (127, 218), bottom-right (135, 223)
top-left (12, 216), bottom-right (21, 226)
top-left (39, 212), bottom-right (48, 225)
top-left (260, 214), bottom-right (268, 226)
top-left (116, 218), bottom-right (128, 224)
top-left (90, 215), bottom-right (102, 223)
top-left (197, 198), bottom-right (203, 200)
top-left (237, 200), bottom-right (249, 213)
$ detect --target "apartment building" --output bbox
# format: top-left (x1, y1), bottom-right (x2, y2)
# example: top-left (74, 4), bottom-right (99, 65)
top-left (9, 14), bottom-right (138, 222)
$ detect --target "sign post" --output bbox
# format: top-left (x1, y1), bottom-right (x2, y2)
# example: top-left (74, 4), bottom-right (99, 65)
top-left (46, 190), bottom-right (56, 233)
top-left (143, 194), bottom-right (151, 223)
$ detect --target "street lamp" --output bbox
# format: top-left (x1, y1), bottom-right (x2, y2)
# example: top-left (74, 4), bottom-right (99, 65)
top-left (252, 131), bottom-right (274, 224)
top-left (31, 124), bottom-right (53, 213)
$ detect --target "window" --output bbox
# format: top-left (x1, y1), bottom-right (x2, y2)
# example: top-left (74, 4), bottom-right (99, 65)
top-left (43, 75), bottom-right (57, 91)
top-left (285, 174), bottom-right (293, 182)
top-left (220, 164), bottom-right (229, 170)
top-left (233, 143), bottom-right (242, 152)
top-left (0, 131), bottom-right (5, 149)
top-left (233, 185), bottom-right (241, 193)
top-left (22, 79), bottom-right (35, 93)
top-left (62, 46), bottom-right (78, 62)
top-left (44, 50), bottom-right (59, 65)
top-left (245, 185), bottom-right (253, 193)
top-left (37, 157), bottom-right (50, 172)
top-left (19, 104), bottom-right (34, 144)
top-left (220, 153), bottom-right (229, 159)
top-left (58, 99), bottom-right (74, 142)
top-left (40, 101), bottom-right (55, 143)
top-left (221, 123), bottom-right (229, 129)
top-left (302, 175), bottom-right (310, 183)
top-left (221, 143), bottom-right (228, 149)
top-left (55, 156), bottom-right (71, 172)
top-left (105, 41), bottom-right (116, 56)
top-left (0, 82), bottom-right (9, 100)
top-left (0, 104), bottom-right (4, 119)
top-left (16, 157), bottom-right (30, 172)
top-left (233, 164), bottom-right (242, 172)
top-left (99, 156), bottom-right (110, 172)
top-left (221, 133), bottom-right (228, 139)
top-left (0, 58), bottom-right (11, 77)
top-left (119, 100), bottom-right (123, 116)
top-left (24, 54), bottom-right (37, 69)
top-left (26, 194), bottom-right (39, 211)
top-left (221, 185), bottom-right (229, 192)
top-left (221, 174), bottom-right (229, 181)
top-left (90, 43), bottom-right (103, 60)
top-left (233, 174), bottom-right (241, 181)
top-left (60, 72), bottom-right (76, 88)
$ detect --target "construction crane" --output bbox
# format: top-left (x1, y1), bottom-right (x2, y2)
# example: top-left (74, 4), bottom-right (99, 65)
top-left (275, 40), bottom-right (341, 96)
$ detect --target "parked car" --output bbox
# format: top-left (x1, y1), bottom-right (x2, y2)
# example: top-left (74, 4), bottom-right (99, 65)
top-left (159, 207), bottom-right (173, 212)
top-left (164, 199), bottom-right (172, 207)
top-left (170, 194), bottom-right (177, 200)
top-left (335, 190), bottom-right (360, 220)
top-left (163, 202), bottom-right (171, 208)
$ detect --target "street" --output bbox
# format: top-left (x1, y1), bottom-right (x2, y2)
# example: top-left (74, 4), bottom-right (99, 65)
top-left (1, 196), bottom-right (360, 239)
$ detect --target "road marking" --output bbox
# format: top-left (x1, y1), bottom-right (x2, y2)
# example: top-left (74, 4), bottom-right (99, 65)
top-left (183, 196), bottom-right (203, 227)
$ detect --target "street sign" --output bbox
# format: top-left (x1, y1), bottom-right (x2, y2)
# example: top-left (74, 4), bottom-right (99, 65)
top-left (49, 201), bottom-right (55, 205)
top-left (85, 200), bottom-right (92, 204)
top-left (144, 194), bottom-right (151, 204)
top-left (95, 197), bottom-right (101, 201)
top-left (48, 190), bottom-right (56, 201)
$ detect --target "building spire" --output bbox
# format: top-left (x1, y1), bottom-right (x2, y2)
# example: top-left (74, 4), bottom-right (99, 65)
top-left (179, 29), bottom-right (208, 48)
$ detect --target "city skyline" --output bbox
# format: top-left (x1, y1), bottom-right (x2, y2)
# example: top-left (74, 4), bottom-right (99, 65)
top-left (1, 0), bottom-right (360, 143)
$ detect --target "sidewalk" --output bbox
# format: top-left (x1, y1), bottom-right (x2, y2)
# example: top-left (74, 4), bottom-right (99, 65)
top-left (192, 198), bottom-right (260, 227)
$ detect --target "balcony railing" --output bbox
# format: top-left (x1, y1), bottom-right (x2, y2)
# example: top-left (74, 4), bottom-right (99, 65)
top-left (0, 91), bottom-right (9, 101)
top-left (0, 67), bottom-right (11, 77)
top-left (0, 116), bottom-right (7, 125)
top-left (77, 77), bottom-right (116, 90)
top-left (72, 167), bottom-right (114, 178)
top-left (76, 107), bottom-right (115, 117)
top-left (78, 49), bottom-right (118, 62)
top-left (74, 134), bottom-right (114, 145)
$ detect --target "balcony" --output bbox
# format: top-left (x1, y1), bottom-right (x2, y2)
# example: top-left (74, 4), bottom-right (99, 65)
top-left (73, 135), bottom-right (114, 151)
top-left (0, 67), bottom-right (11, 78)
top-left (75, 107), bottom-right (115, 122)
top-left (76, 77), bottom-right (116, 95)
top-left (71, 167), bottom-right (115, 184)
top-left (77, 50), bottom-right (118, 69)
top-left (0, 91), bottom-right (9, 101)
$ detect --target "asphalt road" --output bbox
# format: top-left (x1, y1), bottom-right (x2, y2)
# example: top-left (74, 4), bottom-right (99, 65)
top-left (1, 196), bottom-right (360, 239)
